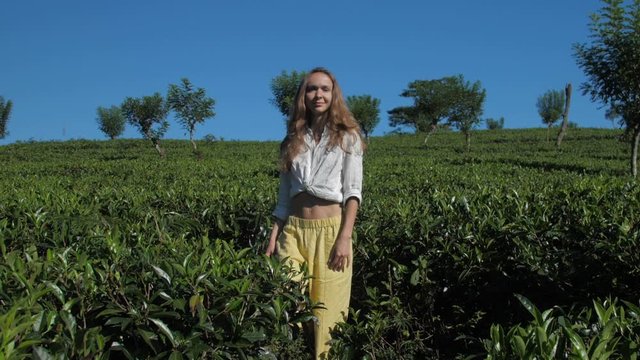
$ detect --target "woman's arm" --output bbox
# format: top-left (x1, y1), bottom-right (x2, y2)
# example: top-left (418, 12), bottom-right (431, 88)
top-left (328, 198), bottom-right (358, 271)
top-left (329, 133), bottom-right (364, 271)
top-left (266, 217), bottom-right (284, 256)
top-left (267, 172), bottom-right (291, 256)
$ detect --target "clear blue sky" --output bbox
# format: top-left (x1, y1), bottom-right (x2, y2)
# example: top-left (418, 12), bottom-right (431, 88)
top-left (0, 0), bottom-right (612, 145)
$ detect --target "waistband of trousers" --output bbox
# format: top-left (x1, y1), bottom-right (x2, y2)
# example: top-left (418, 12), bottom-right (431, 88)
top-left (286, 215), bottom-right (342, 229)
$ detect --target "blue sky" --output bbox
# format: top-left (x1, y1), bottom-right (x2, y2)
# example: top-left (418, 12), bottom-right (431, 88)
top-left (0, 0), bottom-right (612, 144)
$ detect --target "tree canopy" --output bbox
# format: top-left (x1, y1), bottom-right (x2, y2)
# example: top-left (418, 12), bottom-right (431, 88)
top-left (388, 75), bottom-right (484, 131)
top-left (448, 78), bottom-right (486, 149)
top-left (388, 76), bottom-right (459, 133)
top-left (486, 117), bottom-right (505, 130)
top-left (347, 95), bottom-right (380, 141)
top-left (574, 0), bottom-right (640, 176)
top-left (121, 93), bottom-right (169, 156)
top-left (537, 89), bottom-right (565, 142)
top-left (96, 105), bottom-right (125, 140)
top-left (388, 75), bottom-right (486, 147)
top-left (536, 90), bottom-right (565, 128)
top-left (167, 78), bottom-right (216, 151)
top-left (0, 96), bottom-right (13, 139)
top-left (270, 70), bottom-right (306, 120)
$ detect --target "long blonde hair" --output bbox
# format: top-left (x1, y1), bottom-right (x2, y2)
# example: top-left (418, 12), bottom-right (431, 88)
top-left (280, 67), bottom-right (364, 171)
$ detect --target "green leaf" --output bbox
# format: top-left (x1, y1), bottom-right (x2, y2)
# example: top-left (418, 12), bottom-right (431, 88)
top-left (622, 300), bottom-right (640, 319)
top-left (513, 335), bottom-right (526, 357)
top-left (516, 294), bottom-right (543, 326)
top-left (16, 339), bottom-right (43, 350)
top-left (563, 326), bottom-right (588, 360)
top-left (189, 294), bottom-right (202, 315)
top-left (60, 310), bottom-right (77, 340)
top-left (44, 281), bottom-right (65, 304)
top-left (137, 328), bottom-right (158, 353)
top-left (594, 300), bottom-right (609, 325)
top-left (591, 339), bottom-right (614, 360)
top-left (152, 265), bottom-right (172, 285)
top-left (150, 318), bottom-right (177, 347)
top-left (110, 342), bottom-right (135, 360)
top-left (290, 313), bottom-right (316, 324)
top-left (241, 329), bottom-right (267, 342)
top-left (599, 319), bottom-right (617, 341)
top-left (32, 311), bottom-right (46, 333)
top-left (32, 346), bottom-right (52, 360)
top-left (104, 316), bottom-right (133, 331)
top-left (225, 298), bottom-right (243, 312)
top-left (535, 326), bottom-right (548, 352)
top-left (97, 308), bottom-right (125, 317)
top-left (410, 269), bottom-right (420, 285)
top-left (158, 291), bottom-right (173, 301)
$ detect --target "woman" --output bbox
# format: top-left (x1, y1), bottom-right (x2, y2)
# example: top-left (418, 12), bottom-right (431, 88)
top-left (265, 67), bottom-right (364, 358)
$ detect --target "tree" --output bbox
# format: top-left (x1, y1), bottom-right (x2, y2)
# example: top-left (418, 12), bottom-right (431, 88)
top-left (388, 76), bottom-right (459, 135)
top-left (388, 75), bottom-right (485, 146)
top-left (0, 97), bottom-right (13, 139)
top-left (347, 95), bottom-right (380, 141)
top-left (536, 89), bottom-right (565, 142)
top-left (270, 70), bottom-right (306, 120)
top-left (555, 84), bottom-right (573, 147)
top-left (486, 117), bottom-right (505, 130)
top-left (574, 0), bottom-right (640, 177)
top-left (121, 93), bottom-right (169, 156)
top-left (167, 78), bottom-right (216, 152)
top-left (96, 105), bottom-right (125, 140)
top-left (447, 78), bottom-right (486, 150)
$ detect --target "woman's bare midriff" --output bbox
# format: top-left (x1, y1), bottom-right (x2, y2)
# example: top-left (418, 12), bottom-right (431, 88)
top-left (290, 192), bottom-right (342, 219)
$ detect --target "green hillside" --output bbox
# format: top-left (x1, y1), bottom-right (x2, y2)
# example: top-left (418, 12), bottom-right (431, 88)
top-left (1, 128), bottom-right (638, 359)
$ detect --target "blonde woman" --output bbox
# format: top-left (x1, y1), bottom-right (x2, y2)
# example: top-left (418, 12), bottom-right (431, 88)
top-left (266, 67), bottom-right (364, 358)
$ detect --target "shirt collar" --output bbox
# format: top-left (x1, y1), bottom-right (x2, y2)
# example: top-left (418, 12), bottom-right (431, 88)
top-left (305, 126), bottom-right (328, 144)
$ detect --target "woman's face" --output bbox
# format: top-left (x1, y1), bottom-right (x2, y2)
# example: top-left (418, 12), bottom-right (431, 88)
top-left (304, 72), bottom-right (333, 117)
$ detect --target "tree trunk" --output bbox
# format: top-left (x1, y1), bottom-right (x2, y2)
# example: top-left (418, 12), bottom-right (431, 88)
top-left (546, 125), bottom-right (551, 143)
top-left (556, 83), bottom-right (572, 147)
top-left (153, 140), bottom-right (165, 157)
top-left (465, 131), bottom-right (471, 151)
top-left (146, 130), bottom-right (165, 157)
top-left (632, 125), bottom-right (640, 178)
top-left (423, 123), bottom-right (438, 145)
top-left (190, 130), bottom-right (198, 152)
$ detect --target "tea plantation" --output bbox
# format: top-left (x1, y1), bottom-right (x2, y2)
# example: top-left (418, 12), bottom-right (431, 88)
top-left (1, 128), bottom-right (639, 359)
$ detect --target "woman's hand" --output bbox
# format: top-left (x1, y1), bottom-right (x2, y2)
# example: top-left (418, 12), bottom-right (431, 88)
top-left (265, 218), bottom-right (284, 257)
top-left (265, 236), bottom-right (277, 256)
top-left (328, 235), bottom-right (351, 272)
top-left (329, 197), bottom-right (358, 271)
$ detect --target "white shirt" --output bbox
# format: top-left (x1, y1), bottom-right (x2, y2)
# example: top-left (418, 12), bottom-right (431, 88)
top-left (272, 127), bottom-right (363, 221)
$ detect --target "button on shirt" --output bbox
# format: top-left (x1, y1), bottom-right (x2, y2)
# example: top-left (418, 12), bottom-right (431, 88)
top-left (272, 128), bottom-right (363, 221)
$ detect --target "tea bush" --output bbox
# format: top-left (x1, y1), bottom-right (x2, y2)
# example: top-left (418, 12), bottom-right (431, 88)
top-left (483, 295), bottom-right (640, 359)
top-left (1, 129), bottom-right (639, 358)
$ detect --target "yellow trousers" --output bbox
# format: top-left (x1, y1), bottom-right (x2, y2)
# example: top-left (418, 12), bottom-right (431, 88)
top-left (277, 215), bottom-right (352, 359)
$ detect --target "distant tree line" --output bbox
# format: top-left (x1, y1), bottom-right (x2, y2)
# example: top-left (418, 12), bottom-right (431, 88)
top-left (485, 117), bottom-right (504, 130)
top-left (96, 78), bottom-right (216, 156)
top-left (4, 1), bottom-right (639, 176)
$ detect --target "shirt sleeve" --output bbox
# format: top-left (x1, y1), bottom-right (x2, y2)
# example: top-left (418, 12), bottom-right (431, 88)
top-left (272, 171), bottom-right (291, 221)
top-left (342, 133), bottom-right (363, 206)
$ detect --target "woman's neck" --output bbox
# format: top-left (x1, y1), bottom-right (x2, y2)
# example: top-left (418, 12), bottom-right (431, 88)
top-left (309, 115), bottom-right (327, 130)
top-left (308, 115), bottom-right (327, 143)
